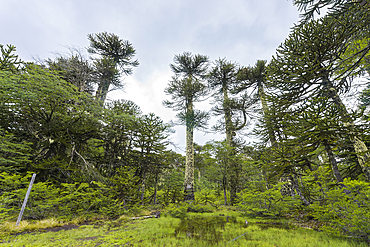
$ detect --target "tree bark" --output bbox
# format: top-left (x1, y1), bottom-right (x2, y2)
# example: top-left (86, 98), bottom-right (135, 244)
top-left (140, 173), bottom-right (146, 205)
top-left (223, 84), bottom-right (233, 146)
top-left (184, 100), bottom-right (195, 201)
top-left (222, 176), bottom-right (228, 205)
top-left (153, 173), bottom-right (158, 204)
top-left (222, 84), bottom-right (239, 204)
top-left (258, 82), bottom-right (276, 145)
top-left (95, 79), bottom-right (110, 106)
top-left (324, 77), bottom-right (370, 181)
top-left (229, 157), bottom-right (240, 205)
top-left (323, 139), bottom-right (352, 194)
top-left (323, 139), bottom-right (344, 184)
top-left (288, 175), bottom-right (310, 206)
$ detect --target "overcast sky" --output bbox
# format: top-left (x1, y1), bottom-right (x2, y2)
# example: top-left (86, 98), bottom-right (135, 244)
top-left (1, 0), bottom-right (300, 153)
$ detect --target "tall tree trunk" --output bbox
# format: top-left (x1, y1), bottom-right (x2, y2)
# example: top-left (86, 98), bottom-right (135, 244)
top-left (323, 139), bottom-right (351, 194)
top-left (184, 101), bottom-right (195, 201)
top-left (258, 82), bottom-right (276, 145)
top-left (258, 82), bottom-right (286, 194)
top-left (323, 139), bottom-right (344, 184)
top-left (223, 85), bottom-right (233, 146)
top-left (141, 172), bottom-right (146, 205)
top-left (222, 176), bottom-right (228, 205)
top-left (229, 166), bottom-right (239, 205)
top-left (95, 80), bottom-right (110, 106)
top-left (324, 77), bottom-right (370, 181)
top-left (222, 84), bottom-right (239, 204)
top-left (289, 175), bottom-right (310, 206)
top-left (153, 173), bottom-right (158, 204)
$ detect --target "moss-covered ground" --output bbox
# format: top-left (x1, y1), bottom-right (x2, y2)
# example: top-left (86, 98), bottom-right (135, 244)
top-left (0, 210), bottom-right (367, 247)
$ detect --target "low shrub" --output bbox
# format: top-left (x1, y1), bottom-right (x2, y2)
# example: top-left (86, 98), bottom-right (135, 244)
top-left (187, 203), bottom-right (214, 213)
top-left (237, 183), bottom-right (301, 217)
top-left (0, 172), bottom-right (127, 221)
top-left (163, 202), bottom-right (215, 218)
top-left (310, 178), bottom-right (370, 242)
top-left (163, 203), bottom-right (187, 218)
top-left (194, 189), bottom-right (217, 204)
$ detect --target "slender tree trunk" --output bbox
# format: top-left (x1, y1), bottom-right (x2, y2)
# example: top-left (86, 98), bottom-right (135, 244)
top-left (222, 84), bottom-right (239, 204)
top-left (184, 101), bottom-right (195, 201)
top-left (141, 172), bottom-right (146, 205)
top-left (324, 77), bottom-right (370, 181)
top-left (323, 139), bottom-right (344, 183)
top-left (228, 152), bottom-right (240, 205)
top-left (258, 83), bottom-right (276, 145)
top-left (223, 85), bottom-right (233, 146)
top-left (289, 175), bottom-right (310, 206)
top-left (153, 173), bottom-right (158, 204)
top-left (95, 80), bottom-right (110, 105)
top-left (222, 176), bottom-right (228, 205)
top-left (323, 139), bottom-right (351, 193)
top-left (259, 83), bottom-right (284, 193)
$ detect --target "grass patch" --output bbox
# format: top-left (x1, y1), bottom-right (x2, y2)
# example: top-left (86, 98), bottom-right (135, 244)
top-left (0, 218), bottom-right (63, 238)
top-left (0, 210), bottom-right (368, 246)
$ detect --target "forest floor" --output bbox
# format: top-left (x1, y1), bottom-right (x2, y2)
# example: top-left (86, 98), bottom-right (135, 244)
top-left (0, 209), bottom-right (368, 247)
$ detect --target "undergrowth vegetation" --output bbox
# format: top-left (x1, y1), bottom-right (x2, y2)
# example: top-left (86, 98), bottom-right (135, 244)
top-left (1, 1), bottom-right (370, 246)
top-left (1, 208), bottom-right (368, 247)
top-left (1, 181), bottom-right (370, 246)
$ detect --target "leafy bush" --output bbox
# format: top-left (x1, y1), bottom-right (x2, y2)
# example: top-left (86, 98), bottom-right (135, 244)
top-left (187, 203), bottom-right (214, 213)
top-left (194, 189), bottom-right (217, 204)
top-left (237, 183), bottom-right (301, 217)
top-left (310, 179), bottom-right (370, 242)
top-left (156, 171), bottom-right (184, 205)
top-left (163, 201), bottom-right (214, 218)
top-left (0, 172), bottom-right (127, 221)
top-left (109, 166), bottom-right (140, 206)
top-left (163, 203), bottom-right (187, 218)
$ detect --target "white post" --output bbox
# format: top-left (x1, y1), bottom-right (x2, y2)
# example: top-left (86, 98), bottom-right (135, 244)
top-left (16, 173), bottom-right (36, 226)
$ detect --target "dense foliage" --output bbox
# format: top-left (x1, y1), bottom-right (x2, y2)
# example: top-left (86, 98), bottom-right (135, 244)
top-left (1, 2), bottom-right (370, 243)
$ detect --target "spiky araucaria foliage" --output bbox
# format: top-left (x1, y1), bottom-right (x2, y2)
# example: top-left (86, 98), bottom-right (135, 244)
top-left (163, 52), bottom-right (209, 201)
top-left (0, 44), bottom-right (22, 73)
top-left (267, 16), bottom-right (370, 181)
top-left (87, 32), bottom-right (139, 105)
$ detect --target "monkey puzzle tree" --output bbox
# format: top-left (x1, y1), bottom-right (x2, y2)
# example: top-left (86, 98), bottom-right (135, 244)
top-left (99, 99), bottom-right (142, 177)
top-left (134, 113), bottom-right (171, 204)
top-left (293, 0), bottom-right (370, 76)
top-left (269, 96), bottom-right (357, 198)
top-left (237, 60), bottom-right (277, 145)
top-left (267, 16), bottom-right (370, 181)
top-left (208, 58), bottom-right (249, 146)
top-left (0, 127), bottom-right (31, 174)
top-left (87, 32), bottom-right (139, 105)
top-left (208, 58), bottom-right (249, 204)
top-left (236, 60), bottom-right (287, 198)
top-left (293, 0), bottom-right (370, 23)
top-left (163, 52), bottom-right (209, 201)
top-left (0, 44), bottom-right (22, 73)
